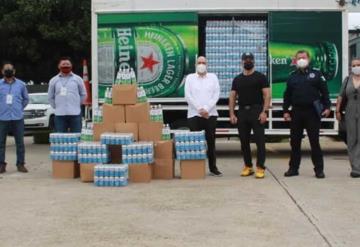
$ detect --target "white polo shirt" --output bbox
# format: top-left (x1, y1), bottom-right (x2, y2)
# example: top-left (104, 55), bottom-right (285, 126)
top-left (184, 72), bottom-right (220, 118)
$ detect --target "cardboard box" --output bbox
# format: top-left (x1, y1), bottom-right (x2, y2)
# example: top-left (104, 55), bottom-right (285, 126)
top-left (180, 160), bottom-right (206, 179)
top-left (112, 84), bottom-right (137, 105)
top-left (155, 140), bottom-right (173, 159)
top-left (108, 145), bottom-right (122, 164)
top-left (115, 123), bottom-right (139, 141)
top-left (93, 123), bottom-right (115, 141)
top-left (125, 103), bottom-right (150, 123)
top-left (152, 159), bottom-right (174, 179)
top-left (52, 161), bottom-right (79, 179)
top-left (139, 122), bottom-right (163, 141)
top-left (80, 163), bottom-right (95, 182)
top-left (103, 104), bottom-right (125, 124)
top-left (129, 164), bottom-right (152, 183)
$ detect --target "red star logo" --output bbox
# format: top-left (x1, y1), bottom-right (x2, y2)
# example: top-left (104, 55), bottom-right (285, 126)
top-left (290, 57), bottom-right (297, 66)
top-left (140, 53), bottom-right (159, 73)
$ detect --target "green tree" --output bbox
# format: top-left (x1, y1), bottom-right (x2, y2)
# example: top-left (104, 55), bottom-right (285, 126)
top-left (0, 0), bottom-right (91, 83)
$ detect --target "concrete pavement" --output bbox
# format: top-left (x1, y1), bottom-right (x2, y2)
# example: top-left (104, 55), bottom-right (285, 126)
top-left (0, 137), bottom-right (358, 247)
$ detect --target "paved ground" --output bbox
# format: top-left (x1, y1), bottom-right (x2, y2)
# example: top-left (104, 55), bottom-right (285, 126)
top-left (0, 137), bottom-right (359, 247)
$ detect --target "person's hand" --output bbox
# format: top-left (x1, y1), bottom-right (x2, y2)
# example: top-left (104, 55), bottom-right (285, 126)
top-left (199, 108), bottom-right (209, 119)
top-left (284, 112), bottom-right (291, 122)
top-left (336, 111), bottom-right (342, 121)
top-left (322, 109), bottom-right (331, 118)
top-left (258, 111), bottom-right (267, 124)
top-left (230, 113), bottom-right (238, 124)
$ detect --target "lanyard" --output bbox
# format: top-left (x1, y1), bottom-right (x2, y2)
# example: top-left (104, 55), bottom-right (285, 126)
top-left (60, 75), bottom-right (71, 88)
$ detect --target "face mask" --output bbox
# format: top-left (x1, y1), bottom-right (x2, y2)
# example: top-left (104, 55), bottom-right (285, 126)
top-left (60, 66), bottom-right (72, 74)
top-left (196, 64), bottom-right (207, 74)
top-left (4, 69), bottom-right (14, 78)
top-left (296, 59), bottom-right (309, 69)
top-left (243, 62), bottom-right (254, 70)
top-left (352, 66), bottom-right (360, 75)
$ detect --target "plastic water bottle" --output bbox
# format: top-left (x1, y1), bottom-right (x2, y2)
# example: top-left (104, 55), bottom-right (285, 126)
top-left (130, 67), bottom-right (137, 84)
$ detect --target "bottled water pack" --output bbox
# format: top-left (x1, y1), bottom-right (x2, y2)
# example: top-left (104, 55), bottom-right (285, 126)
top-left (174, 131), bottom-right (207, 160)
top-left (122, 142), bottom-right (154, 164)
top-left (78, 142), bottom-right (109, 164)
top-left (94, 164), bottom-right (129, 187)
top-left (100, 133), bottom-right (134, 145)
top-left (49, 133), bottom-right (81, 161)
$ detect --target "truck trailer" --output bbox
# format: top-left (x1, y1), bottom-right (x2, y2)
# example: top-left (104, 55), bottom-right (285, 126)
top-left (91, 0), bottom-right (350, 136)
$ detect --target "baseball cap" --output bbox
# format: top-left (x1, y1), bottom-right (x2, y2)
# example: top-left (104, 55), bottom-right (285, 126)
top-left (241, 52), bottom-right (254, 61)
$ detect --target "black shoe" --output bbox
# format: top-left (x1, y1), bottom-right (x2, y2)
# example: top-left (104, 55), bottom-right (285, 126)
top-left (17, 165), bottom-right (28, 173)
top-left (350, 172), bottom-right (360, 178)
top-left (210, 170), bottom-right (223, 177)
top-left (315, 171), bottom-right (325, 179)
top-left (284, 170), bottom-right (299, 177)
top-left (0, 163), bottom-right (7, 174)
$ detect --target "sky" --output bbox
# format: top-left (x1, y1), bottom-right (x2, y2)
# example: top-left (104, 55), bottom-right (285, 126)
top-left (349, 13), bottom-right (360, 29)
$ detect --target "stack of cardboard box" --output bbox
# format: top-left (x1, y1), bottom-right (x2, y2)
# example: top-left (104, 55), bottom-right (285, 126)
top-left (90, 84), bottom-right (175, 183)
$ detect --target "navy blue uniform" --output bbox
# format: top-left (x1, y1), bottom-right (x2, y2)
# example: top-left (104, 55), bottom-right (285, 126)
top-left (283, 68), bottom-right (330, 175)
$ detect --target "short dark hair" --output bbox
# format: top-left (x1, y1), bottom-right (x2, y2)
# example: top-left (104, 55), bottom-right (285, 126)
top-left (1, 61), bottom-right (14, 69)
top-left (295, 50), bottom-right (310, 58)
top-left (58, 56), bottom-right (72, 64)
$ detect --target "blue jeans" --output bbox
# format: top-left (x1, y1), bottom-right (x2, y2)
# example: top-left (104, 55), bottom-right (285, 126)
top-left (0, 119), bottom-right (25, 166)
top-left (54, 115), bottom-right (82, 133)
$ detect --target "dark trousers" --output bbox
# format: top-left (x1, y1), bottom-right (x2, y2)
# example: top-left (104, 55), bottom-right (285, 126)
top-left (55, 115), bottom-right (82, 133)
top-left (237, 106), bottom-right (266, 169)
top-left (188, 116), bottom-right (218, 172)
top-left (0, 119), bottom-right (25, 166)
top-left (289, 107), bottom-right (324, 173)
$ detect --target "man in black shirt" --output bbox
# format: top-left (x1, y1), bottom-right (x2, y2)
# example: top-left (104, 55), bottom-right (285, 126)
top-left (229, 53), bottom-right (271, 179)
top-left (283, 50), bottom-right (331, 179)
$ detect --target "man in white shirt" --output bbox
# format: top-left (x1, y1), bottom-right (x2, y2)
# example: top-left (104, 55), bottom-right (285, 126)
top-left (185, 56), bottom-right (221, 176)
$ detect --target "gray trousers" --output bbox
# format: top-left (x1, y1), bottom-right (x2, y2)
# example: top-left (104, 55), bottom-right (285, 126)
top-left (346, 115), bottom-right (360, 175)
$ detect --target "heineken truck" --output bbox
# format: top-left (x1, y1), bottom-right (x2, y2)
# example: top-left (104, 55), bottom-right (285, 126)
top-left (91, 0), bottom-right (349, 136)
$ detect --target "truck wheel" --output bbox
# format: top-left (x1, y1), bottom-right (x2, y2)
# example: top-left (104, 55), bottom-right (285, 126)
top-left (33, 133), bottom-right (50, 144)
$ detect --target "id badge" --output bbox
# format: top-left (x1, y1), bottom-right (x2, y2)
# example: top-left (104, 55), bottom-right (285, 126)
top-left (60, 86), bottom-right (67, 96)
top-left (6, 94), bottom-right (13, 105)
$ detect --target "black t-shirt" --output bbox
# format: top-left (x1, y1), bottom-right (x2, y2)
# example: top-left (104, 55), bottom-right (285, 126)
top-left (231, 71), bottom-right (269, 106)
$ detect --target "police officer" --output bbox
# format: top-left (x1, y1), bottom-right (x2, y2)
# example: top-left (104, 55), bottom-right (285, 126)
top-left (283, 50), bottom-right (331, 179)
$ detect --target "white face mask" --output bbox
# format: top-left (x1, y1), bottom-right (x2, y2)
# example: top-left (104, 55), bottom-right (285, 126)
top-left (196, 64), bottom-right (207, 74)
top-left (296, 59), bottom-right (309, 69)
top-left (352, 66), bottom-right (360, 75)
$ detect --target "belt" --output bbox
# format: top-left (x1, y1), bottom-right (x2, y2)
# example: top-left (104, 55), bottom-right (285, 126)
top-left (238, 104), bottom-right (262, 110)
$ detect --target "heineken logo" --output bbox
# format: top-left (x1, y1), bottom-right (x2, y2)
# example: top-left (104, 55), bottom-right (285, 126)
top-left (113, 26), bottom-right (185, 97)
top-left (136, 27), bottom-right (185, 97)
top-left (271, 57), bottom-right (287, 65)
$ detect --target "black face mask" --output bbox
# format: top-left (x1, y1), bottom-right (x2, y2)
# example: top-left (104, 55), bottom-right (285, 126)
top-left (4, 69), bottom-right (14, 78)
top-left (244, 62), bottom-right (254, 70)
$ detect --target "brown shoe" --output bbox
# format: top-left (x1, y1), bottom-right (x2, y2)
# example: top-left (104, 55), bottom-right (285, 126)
top-left (0, 163), bottom-right (7, 174)
top-left (17, 165), bottom-right (28, 173)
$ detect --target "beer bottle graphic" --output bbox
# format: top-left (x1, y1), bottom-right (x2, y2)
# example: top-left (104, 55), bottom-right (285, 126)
top-left (269, 41), bottom-right (338, 83)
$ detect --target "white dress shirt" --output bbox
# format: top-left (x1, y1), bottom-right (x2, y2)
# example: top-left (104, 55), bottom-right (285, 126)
top-left (184, 72), bottom-right (220, 118)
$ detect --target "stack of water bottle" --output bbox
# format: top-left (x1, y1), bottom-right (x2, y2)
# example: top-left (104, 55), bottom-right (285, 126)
top-left (114, 67), bottom-right (137, 85)
top-left (104, 87), bottom-right (113, 104)
top-left (175, 131), bottom-right (207, 160)
top-left (205, 19), bottom-right (268, 98)
top-left (81, 121), bottom-right (94, 142)
top-left (93, 106), bottom-right (103, 123)
top-left (100, 133), bottom-right (134, 145)
top-left (150, 105), bottom-right (164, 122)
top-left (161, 124), bottom-right (171, 140)
top-left (78, 142), bottom-right (109, 164)
top-left (137, 86), bottom-right (148, 103)
top-left (94, 164), bottom-right (129, 187)
top-left (122, 142), bottom-right (154, 164)
top-left (49, 133), bottom-right (81, 161)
